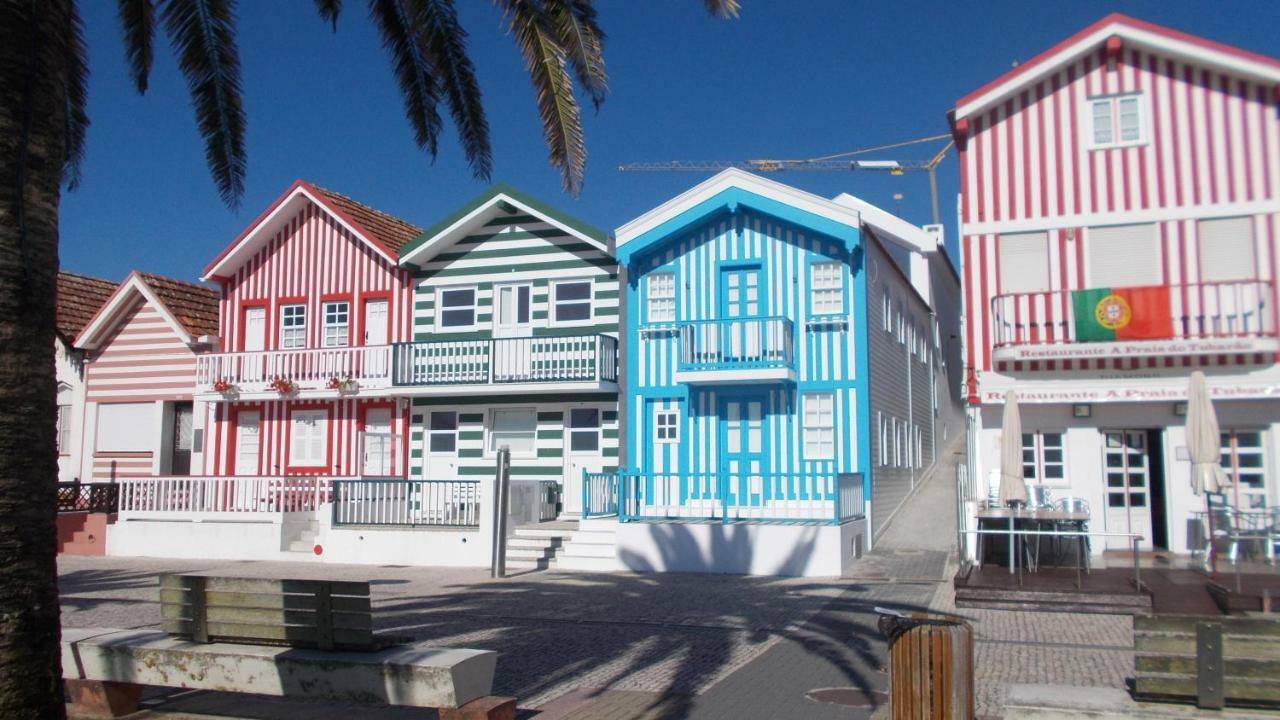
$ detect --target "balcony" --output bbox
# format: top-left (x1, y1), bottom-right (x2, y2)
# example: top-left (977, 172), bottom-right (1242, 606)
top-left (196, 346), bottom-right (393, 397)
top-left (392, 334), bottom-right (618, 394)
top-left (674, 317), bottom-right (796, 383)
top-left (990, 280), bottom-right (1278, 362)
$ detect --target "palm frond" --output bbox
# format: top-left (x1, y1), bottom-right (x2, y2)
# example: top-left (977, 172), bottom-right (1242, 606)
top-left (63, 1), bottom-right (90, 190)
top-left (315, 0), bottom-right (342, 31)
top-left (413, 0), bottom-right (492, 180)
top-left (545, 0), bottom-right (606, 112)
top-left (160, 0), bottom-right (247, 207)
top-left (368, 0), bottom-right (443, 159)
top-left (117, 0), bottom-right (156, 93)
top-left (495, 0), bottom-right (585, 195)
top-left (704, 0), bottom-right (740, 19)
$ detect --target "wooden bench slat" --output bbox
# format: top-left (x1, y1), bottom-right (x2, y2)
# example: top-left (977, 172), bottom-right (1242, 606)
top-left (160, 604), bottom-right (373, 631)
top-left (161, 575), bottom-right (369, 597)
top-left (1134, 675), bottom-right (1280, 704)
top-left (1135, 616), bottom-right (1280, 637)
top-left (1136, 654), bottom-right (1280, 677)
top-left (1134, 634), bottom-right (1280, 659)
top-left (160, 589), bottom-right (370, 613)
top-left (163, 619), bottom-right (372, 647)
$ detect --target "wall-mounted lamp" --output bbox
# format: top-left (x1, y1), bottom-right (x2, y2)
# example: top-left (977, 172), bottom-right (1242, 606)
top-left (1173, 402), bottom-right (1187, 417)
top-left (1072, 403), bottom-right (1092, 418)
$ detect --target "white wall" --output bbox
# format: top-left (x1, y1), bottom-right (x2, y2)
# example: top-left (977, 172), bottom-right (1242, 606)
top-left (56, 337), bottom-right (87, 483)
top-left (615, 520), bottom-right (863, 577)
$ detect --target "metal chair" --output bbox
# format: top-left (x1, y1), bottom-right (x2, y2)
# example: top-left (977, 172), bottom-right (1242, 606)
top-left (1053, 497), bottom-right (1090, 571)
top-left (1205, 492), bottom-right (1242, 570)
top-left (1027, 485), bottom-right (1053, 509)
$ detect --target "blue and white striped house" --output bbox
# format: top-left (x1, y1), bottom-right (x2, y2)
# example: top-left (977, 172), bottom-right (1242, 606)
top-left (596, 170), bottom-right (961, 576)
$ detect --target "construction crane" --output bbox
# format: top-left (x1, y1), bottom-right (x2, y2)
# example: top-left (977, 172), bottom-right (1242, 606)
top-left (619, 134), bottom-right (954, 225)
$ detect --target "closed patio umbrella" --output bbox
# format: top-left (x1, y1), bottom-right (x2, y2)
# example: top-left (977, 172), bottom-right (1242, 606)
top-left (998, 390), bottom-right (1027, 506)
top-left (1186, 371), bottom-right (1228, 497)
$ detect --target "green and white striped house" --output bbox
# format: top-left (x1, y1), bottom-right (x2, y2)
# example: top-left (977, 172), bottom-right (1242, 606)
top-left (396, 185), bottom-right (620, 517)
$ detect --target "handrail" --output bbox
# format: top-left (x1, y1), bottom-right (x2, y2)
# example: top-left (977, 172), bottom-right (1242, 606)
top-left (582, 469), bottom-right (619, 518)
top-left (618, 470), bottom-right (862, 525)
top-left (331, 478), bottom-right (481, 527)
top-left (196, 345), bottom-right (393, 392)
top-left (393, 333), bottom-right (617, 386)
top-left (678, 316), bottom-right (795, 371)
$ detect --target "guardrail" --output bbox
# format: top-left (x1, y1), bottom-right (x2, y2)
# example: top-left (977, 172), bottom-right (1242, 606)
top-left (618, 470), bottom-right (864, 524)
top-left (196, 345), bottom-right (393, 394)
top-left (582, 470), bottom-right (619, 518)
top-left (117, 476), bottom-right (331, 520)
top-left (331, 479), bottom-right (481, 528)
top-left (393, 334), bottom-right (618, 386)
top-left (990, 280), bottom-right (1275, 349)
top-left (57, 481), bottom-right (119, 513)
top-left (678, 317), bottom-right (795, 371)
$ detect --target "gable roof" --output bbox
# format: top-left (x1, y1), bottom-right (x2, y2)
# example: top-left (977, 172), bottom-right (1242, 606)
top-left (76, 271), bottom-right (219, 350)
top-left (613, 168), bottom-right (862, 265)
top-left (202, 179), bottom-right (422, 280)
top-left (953, 13), bottom-right (1280, 121)
top-left (398, 183), bottom-right (609, 267)
top-left (56, 271), bottom-right (118, 341)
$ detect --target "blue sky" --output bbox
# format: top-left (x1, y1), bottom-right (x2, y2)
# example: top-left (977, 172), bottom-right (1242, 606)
top-left (62, 1), bottom-right (1280, 282)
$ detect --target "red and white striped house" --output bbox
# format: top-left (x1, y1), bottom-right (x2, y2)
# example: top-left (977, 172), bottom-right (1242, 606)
top-left (953, 14), bottom-right (1280, 556)
top-left (75, 271), bottom-right (219, 482)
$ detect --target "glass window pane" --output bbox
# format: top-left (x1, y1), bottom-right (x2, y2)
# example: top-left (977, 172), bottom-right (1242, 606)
top-left (556, 303), bottom-right (591, 321)
top-left (429, 434), bottom-right (456, 452)
top-left (556, 282), bottom-right (591, 301)
top-left (570, 430), bottom-right (599, 452)
top-left (442, 288), bottom-right (475, 307)
top-left (570, 408), bottom-right (599, 428)
top-left (1092, 100), bottom-right (1113, 145)
top-left (430, 412), bottom-right (457, 431)
top-left (441, 308), bottom-right (474, 327)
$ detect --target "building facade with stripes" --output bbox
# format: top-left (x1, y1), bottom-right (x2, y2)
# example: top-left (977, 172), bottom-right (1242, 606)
top-left (611, 170), bottom-right (961, 575)
top-left (953, 14), bottom-right (1280, 555)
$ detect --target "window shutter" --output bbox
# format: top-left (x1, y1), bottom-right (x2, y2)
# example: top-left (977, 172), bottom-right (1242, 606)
top-left (1197, 217), bottom-right (1255, 282)
top-left (1086, 224), bottom-right (1161, 287)
top-left (997, 232), bottom-right (1050, 294)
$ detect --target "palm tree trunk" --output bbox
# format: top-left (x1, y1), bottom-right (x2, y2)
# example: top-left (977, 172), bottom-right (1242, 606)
top-left (0, 1), bottom-right (71, 717)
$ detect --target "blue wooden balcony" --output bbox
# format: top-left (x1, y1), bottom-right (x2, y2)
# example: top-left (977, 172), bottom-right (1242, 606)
top-left (391, 334), bottom-right (618, 394)
top-left (675, 316), bottom-right (796, 383)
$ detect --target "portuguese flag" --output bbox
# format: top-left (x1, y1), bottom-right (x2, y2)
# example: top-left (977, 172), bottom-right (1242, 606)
top-left (1071, 286), bottom-right (1173, 342)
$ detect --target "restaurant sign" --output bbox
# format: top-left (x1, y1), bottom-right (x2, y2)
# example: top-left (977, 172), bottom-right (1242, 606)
top-left (981, 383), bottom-right (1280, 404)
top-left (993, 336), bottom-right (1279, 362)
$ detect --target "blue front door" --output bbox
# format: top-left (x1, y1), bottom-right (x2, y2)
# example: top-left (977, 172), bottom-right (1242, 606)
top-left (718, 266), bottom-right (762, 363)
top-left (720, 395), bottom-right (765, 511)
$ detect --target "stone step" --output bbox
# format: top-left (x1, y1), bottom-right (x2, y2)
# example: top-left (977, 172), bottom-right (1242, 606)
top-left (505, 547), bottom-right (557, 561)
top-left (286, 540), bottom-right (315, 553)
top-left (550, 555), bottom-right (618, 572)
top-left (558, 542), bottom-right (615, 558)
top-left (505, 558), bottom-right (551, 570)
top-left (507, 537), bottom-right (562, 550)
top-left (513, 527), bottom-right (577, 539)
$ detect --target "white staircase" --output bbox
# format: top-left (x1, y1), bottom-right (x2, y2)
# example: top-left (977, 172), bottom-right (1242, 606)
top-left (281, 513), bottom-right (319, 554)
top-left (550, 519), bottom-right (620, 572)
top-left (505, 525), bottom-right (571, 571)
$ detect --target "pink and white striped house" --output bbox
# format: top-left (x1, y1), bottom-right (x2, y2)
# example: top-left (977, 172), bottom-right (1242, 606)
top-left (953, 14), bottom-right (1280, 557)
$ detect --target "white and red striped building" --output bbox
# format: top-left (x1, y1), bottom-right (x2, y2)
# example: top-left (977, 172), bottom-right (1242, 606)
top-left (953, 14), bottom-right (1280, 555)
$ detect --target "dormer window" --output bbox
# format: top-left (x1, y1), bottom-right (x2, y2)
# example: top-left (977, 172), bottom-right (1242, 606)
top-left (1087, 93), bottom-right (1145, 149)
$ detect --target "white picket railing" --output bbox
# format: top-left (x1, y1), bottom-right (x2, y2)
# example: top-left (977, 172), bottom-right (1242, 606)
top-left (618, 471), bottom-right (865, 524)
top-left (195, 345), bottom-right (393, 394)
top-left (117, 476), bottom-right (335, 521)
top-left (393, 335), bottom-right (619, 386)
top-left (331, 479), bottom-right (481, 527)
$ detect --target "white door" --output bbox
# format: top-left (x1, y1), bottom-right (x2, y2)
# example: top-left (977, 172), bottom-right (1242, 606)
top-left (493, 284), bottom-right (533, 380)
top-left (362, 408), bottom-right (394, 476)
top-left (1102, 430), bottom-right (1152, 550)
top-left (243, 307), bottom-right (267, 381)
top-left (234, 411), bottom-right (261, 476)
top-left (563, 407), bottom-right (604, 517)
top-left (363, 300), bottom-right (389, 378)
top-left (424, 410), bottom-right (459, 480)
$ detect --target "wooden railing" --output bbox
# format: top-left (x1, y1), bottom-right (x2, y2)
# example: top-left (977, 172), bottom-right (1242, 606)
top-left (392, 334), bottom-right (618, 386)
top-left (196, 346), bottom-right (393, 394)
top-left (117, 476), bottom-right (333, 520)
top-left (331, 479), bottom-right (481, 528)
top-left (990, 280), bottom-right (1275, 349)
top-left (616, 469), bottom-right (864, 524)
top-left (57, 481), bottom-right (119, 514)
top-left (678, 317), bottom-right (795, 371)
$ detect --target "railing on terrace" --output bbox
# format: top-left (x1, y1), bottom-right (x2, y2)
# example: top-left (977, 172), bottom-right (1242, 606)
top-left (117, 476), bottom-right (332, 520)
top-left (57, 481), bottom-right (119, 513)
top-left (616, 470), bottom-right (864, 524)
top-left (196, 345), bottom-right (393, 394)
top-left (582, 470), bottom-right (619, 518)
top-left (331, 479), bottom-right (481, 528)
top-left (990, 280), bottom-right (1275, 349)
top-left (393, 334), bottom-right (618, 386)
top-left (678, 317), bottom-right (795, 371)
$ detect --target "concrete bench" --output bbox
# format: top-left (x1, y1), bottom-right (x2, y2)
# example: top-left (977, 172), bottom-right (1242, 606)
top-left (63, 628), bottom-right (510, 719)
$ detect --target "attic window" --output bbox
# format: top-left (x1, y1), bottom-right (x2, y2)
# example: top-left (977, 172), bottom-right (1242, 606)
top-left (1087, 93), bottom-right (1145, 149)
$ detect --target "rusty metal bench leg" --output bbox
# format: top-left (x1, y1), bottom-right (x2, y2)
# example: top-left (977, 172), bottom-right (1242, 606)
top-left (64, 679), bottom-right (143, 719)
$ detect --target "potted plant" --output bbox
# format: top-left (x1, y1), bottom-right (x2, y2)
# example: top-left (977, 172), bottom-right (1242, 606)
top-left (269, 376), bottom-right (297, 396)
top-left (326, 374), bottom-right (358, 394)
top-left (212, 378), bottom-right (238, 397)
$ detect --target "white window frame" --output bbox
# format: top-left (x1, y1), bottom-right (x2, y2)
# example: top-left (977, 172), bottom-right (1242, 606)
top-left (289, 409), bottom-right (328, 467)
top-left (802, 392), bottom-right (835, 460)
top-left (427, 410), bottom-right (458, 455)
top-left (882, 293), bottom-right (892, 333)
top-left (568, 407), bottom-right (601, 453)
top-left (1085, 92), bottom-right (1148, 150)
top-left (654, 408), bottom-right (680, 444)
top-left (487, 407), bottom-right (537, 457)
top-left (550, 279), bottom-right (594, 326)
top-left (646, 271), bottom-right (676, 324)
top-left (1221, 428), bottom-right (1268, 511)
top-left (322, 300), bottom-right (350, 348)
top-left (280, 304), bottom-right (307, 349)
top-left (1022, 430), bottom-right (1067, 487)
top-left (436, 285), bottom-right (478, 330)
top-left (57, 404), bottom-right (71, 455)
top-left (809, 261), bottom-right (844, 316)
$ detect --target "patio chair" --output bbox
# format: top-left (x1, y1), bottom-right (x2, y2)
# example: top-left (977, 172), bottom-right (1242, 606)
top-left (1204, 492), bottom-right (1242, 570)
top-left (1027, 485), bottom-right (1053, 509)
top-left (1268, 507), bottom-right (1279, 566)
top-left (1053, 497), bottom-right (1090, 571)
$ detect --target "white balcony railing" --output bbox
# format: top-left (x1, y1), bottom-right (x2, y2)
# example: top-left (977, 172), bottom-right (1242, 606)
top-left (117, 476), bottom-right (336, 521)
top-left (393, 335), bottom-right (618, 386)
top-left (196, 346), bottom-right (393, 394)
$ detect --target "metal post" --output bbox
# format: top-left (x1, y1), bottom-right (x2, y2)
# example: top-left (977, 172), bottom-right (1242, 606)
top-left (1133, 536), bottom-right (1141, 590)
top-left (491, 448), bottom-right (511, 578)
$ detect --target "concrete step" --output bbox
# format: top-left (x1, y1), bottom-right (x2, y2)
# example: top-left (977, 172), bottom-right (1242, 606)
top-left (558, 542), bottom-right (615, 558)
top-left (507, 536), bottom-right (562, 550)
top-left (551, 554), bottom-right (619, 572)
top-left (505, 558), bottom-right (552, 570)
top-left (286, 540), bottom-right (315, 553)
top-left (513, 527), bottom-right (577, 539)
top-left (506, 547), bottom-right (557, 561)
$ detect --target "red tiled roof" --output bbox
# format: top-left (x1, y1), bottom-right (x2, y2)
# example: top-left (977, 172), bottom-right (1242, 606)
top-left (312, 185), bottom-right (423, 254)
top-left (56, 271), bottom-right (118, 339)
top-left (137, 273), bottom-right (221, 339)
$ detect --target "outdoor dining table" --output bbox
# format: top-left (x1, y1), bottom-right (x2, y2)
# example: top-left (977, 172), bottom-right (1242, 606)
top-left (976, 507), bottom-right (1091, 575)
